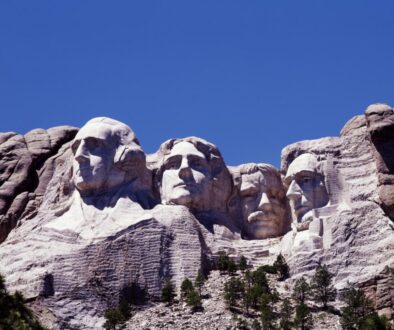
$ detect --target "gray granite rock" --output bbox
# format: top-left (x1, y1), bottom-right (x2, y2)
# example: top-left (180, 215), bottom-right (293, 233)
top-left (0, 126), bottom-right (77, 243)
top-left (0, 109), bottom-right (393, 328)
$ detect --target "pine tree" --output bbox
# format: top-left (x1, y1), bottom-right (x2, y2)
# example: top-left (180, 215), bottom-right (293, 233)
top-left (194, 270), bottom-right (205, 296)
top-left (228, 258), bottom-right (238, 276)
top-left (103, 308), bottom-right (126, 330)
top-left (294, 302), bottom-right (313, 330)
top-left (161, 278), bottom-right (176, 306)
top-left (339, 286), bottom-right (389, 330)
top-left (245, 267), bottom-right (271, 310)
top-left (260, 293), bottom-right (277, 330)
top-left (273, 253), bottom-right (290, 281)
top-left (279, 298), bottom-right (293, 330)
top-left (180, 278), bottom-right (194, 300)
top-left (0, 274), bottom-right (45, 330)
top-left (224, 277), bottom-right (244, 309)
top-left (292, 277), bottom-right (310, 305)
top-left (292, 277), bottom-right (312, 330)
top-left (186, 289), bottom-right (202, 312)
top-left (239, 255), bottom-right (248, 272)
top-left (218, 251), bottom-right (230, 274)
top-left (242, 270), bottom-right (253, 312)
top-left (251, 319), bottom-right (262, 330)
top-left (311, 264), bottom-right (336, 309)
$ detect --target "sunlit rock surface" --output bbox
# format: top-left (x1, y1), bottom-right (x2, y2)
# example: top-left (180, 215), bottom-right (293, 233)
top-left (0, 105), bottom-right (393, 328)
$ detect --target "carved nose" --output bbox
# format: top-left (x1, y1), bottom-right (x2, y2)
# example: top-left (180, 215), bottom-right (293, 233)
top-left (258, 193), bottom-right (271, 210)
top-left (74, 143), bottom-right (89, 163)
top-left (178, 158), bottom-right (192, 179)
top-left (286, 180), bottom-right (302, 201)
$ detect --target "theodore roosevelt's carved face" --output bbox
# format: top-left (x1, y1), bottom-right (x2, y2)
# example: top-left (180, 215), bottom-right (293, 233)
top-left (284, 154), bottom-right (329, 222)
top-left (160, 141), bottom-right (211, 210)
top-left (239, 165), bottom-right (287, 239)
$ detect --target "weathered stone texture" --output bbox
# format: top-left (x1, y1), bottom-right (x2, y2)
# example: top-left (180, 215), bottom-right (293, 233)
top-left (0, 126), bottom-right (77, 243)
top-left (0, 108), bottom-right (394, 328)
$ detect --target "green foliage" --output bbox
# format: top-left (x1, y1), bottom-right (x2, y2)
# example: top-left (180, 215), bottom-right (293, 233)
top-left (161, 278), bottom-right (176, 306)
top-left (311, 264), bottom-right (336, 309)
top-left (279, 298), bottom-right (293, 330)
top-left (273, 253), bottom-right (290, 281)
top-left (180, 278), bottom-right (194, 299)
top-left (252, 267), bottom-right (270, 290)
top-left (194, 270), bottom-right (205, 295)
top-left (228, 258), bottom-right (238, 276)
top-left (218, 251), bottom-right (231, 274)
top-left (186, 289), bottom-right (202, 312)
top-left (340, 286), bottom-right (390, 330)
top-left (260, 293), bottom-right (277, 330)
top-left (0, 274), bottom-right (45, 330)
top-left (103, 307), bottom-right (126, 330)
top-left (251, 319), bottom-right (262, 330)
top-left (218, 251), bottom-right (238, 275)
top-left (233, 316), bottom-right (250, 330)
top-left (292, 277), bottom-right (311, 305)
top-left (239, 255), bottom-right (248, 272)
top-left (294, 302), bottom-right (313, 330)
top-left (243, 267), bottom-right (271, 310)
top-left (224, 277), bottom-right (245, 308)
top-left (361, 313), bottom-right (392, 330)
top-left (259, 265), bottom-right (277, 275)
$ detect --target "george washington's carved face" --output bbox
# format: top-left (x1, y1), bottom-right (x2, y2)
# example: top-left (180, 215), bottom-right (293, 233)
top-left (160, 141), bottom-right (211, 210)
top-left (72, 123), bottom-right (118, 193)
top-left (284, 154), bottom-right (329, 222)
top-left (240, 168), bottom-right (287, 239)
top-left (71, 118), bottom-right (144, 196)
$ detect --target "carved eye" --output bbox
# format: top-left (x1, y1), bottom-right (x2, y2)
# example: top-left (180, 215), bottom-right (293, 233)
top-left (86, 138), bottom-right (103, 150)
top-left (300, 176), bottom-right (312, 184)
top-left (191, 159), bottom-right (203, 168)
top-left (164, 159), bottom-right (179, 170)
top-left (168, 162), bottom-right (178, 170)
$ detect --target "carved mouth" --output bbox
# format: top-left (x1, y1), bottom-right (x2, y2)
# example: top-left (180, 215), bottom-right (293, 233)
top-left (248, 211), bottom-right (272, 223)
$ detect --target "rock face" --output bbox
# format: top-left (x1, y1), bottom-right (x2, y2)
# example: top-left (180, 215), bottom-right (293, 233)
top-left (0, 126), bottom-right (77, 243)
top-left (0, 106), bottom-right (394, 329)
top-left (365, 104), bottom-right (394, 220)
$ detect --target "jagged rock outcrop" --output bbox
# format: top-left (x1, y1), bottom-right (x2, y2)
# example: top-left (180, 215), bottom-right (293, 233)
top-left (0, 105), bottom-right (393, 329)
top-left (0, 126), bottom-right (77, 243)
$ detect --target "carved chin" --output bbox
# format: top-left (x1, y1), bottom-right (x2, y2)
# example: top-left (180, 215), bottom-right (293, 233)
top-left (165, 188), bottom-right (193, 206)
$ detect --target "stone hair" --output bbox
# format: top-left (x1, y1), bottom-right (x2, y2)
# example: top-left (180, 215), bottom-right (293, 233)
top-left (155, 136), bottom-right (226, 180)
top-left (238, 163), bottom-right (281, 181)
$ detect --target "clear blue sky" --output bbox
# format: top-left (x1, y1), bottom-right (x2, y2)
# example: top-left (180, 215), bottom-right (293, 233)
top-left (1, 1), bottom-right (393, 167)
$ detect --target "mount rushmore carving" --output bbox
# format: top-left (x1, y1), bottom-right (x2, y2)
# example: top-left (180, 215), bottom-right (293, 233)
top-left (0, 104), bottom-right (394, 329)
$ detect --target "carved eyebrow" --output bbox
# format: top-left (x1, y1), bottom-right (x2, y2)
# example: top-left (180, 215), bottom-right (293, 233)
top-left (163, 155), bottom-right (181, 166)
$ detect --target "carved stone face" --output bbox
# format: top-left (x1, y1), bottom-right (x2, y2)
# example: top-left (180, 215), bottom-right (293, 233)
top-left (160, 141), bottom-right (211, 210)
top-left (285, 154), bottom-right (329, 222)
top-left (71, 121), bottom-right (126, 194)
top-left (240, 170), bottom-right (286, 239)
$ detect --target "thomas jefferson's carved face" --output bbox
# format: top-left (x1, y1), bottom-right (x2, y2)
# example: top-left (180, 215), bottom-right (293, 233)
top-left (72, 123), bottom-right (122, 194)
top-left (240, 171), bottom-right (286, 239)
top-left (160, 141), bottom-right (211, 210)
top-left (285, 154), bottom-right (329, 222)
